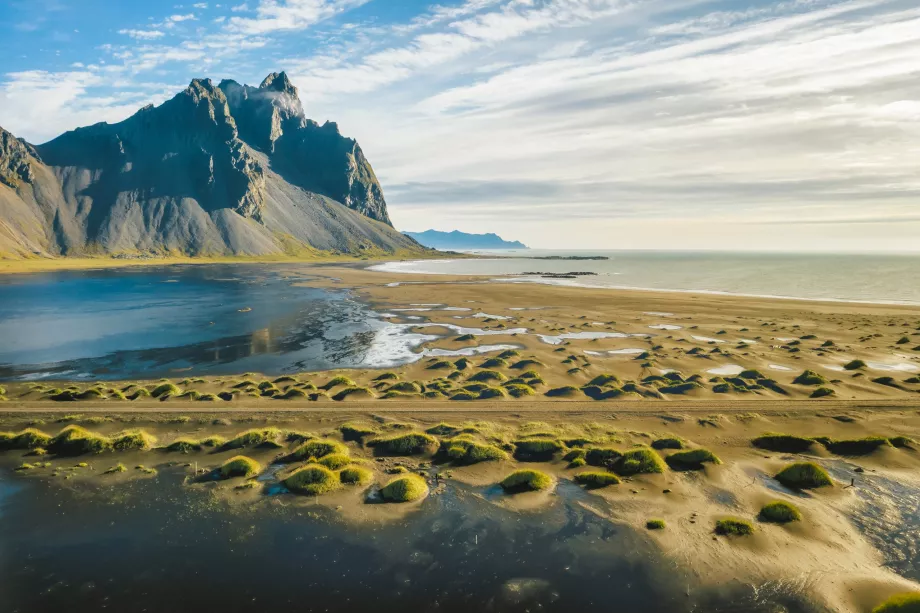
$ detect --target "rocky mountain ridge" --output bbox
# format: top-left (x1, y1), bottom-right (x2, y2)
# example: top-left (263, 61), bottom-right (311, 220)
top-left (0, 72), bottom-right (418, 258)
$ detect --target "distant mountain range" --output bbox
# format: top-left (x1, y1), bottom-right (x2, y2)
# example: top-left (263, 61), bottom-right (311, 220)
top-left (0, 72), bottom-right (426, 258)
top-left (405, 229), bottom-right (527, 250)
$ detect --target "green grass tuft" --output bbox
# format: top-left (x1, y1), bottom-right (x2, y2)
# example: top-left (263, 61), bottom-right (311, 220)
top-left (513, 438), bottom-right (564, 461)
top-left (380, 474), bottom-right (428, 502)
top-left (284, 464), bottom-right (339, 495)
top-left (615, 447), bottom-right (666, 476)
top-left (166, 439), bottom-right (202, 453)
top-left (758, 500), bottom-right (802, 523)
top-left (844, 359), bottom-right (867, 370)
top-left (284, 438), bottom-right (348, 462)
top-left (545, 385), bottom-right (580, 397)
top-left (715, 517), bottom-right (755, 536)
top-left (332, 386), bottom-right (375, 401)
top-left (822, 437), bottom-right (892, 455)
top-left (775, 462), bottom-right (833, 489)
top-left (501, 469), bottom-right (553, 492)
top-left (219, 456), bottom-right (261, 479)
top-left (321, 375), bottom-right (357, 390)
top-left (651, 437), bottom-right (683, 450)
top-left (646, 519), bottom-right (666, 530)
top-left (369, 432), bottom-right (438, 456)
top-left (222, 428), bottom-right (283, 450)
top-left (468, 370), bottom-right (507, 383)
top-left (151, 382), bottom-right (182, 398)
top-left (665, 448), bottom-right (721, 471)
top-left (112, 429), bottom-right (156, 451)
top-left (340, 422), bottom-right (378, 442)
top-left (339, 466), bottom-right (373, 485)
top-left (792, 370), bottom-right (829, 386)
top-left (444, 438), bottom-right (508, 464)
top-left (871, 593), bottom-right (920, 613)
top-left (48, 425), bottom-right (112, 455)
top-left (810, 387), bottom-right (835, 398)
top-left (316, 453), bottom-right (352, 470)
top-left (752, 433), bottom-right (815, 453)
top-left (573, 471), bottom-right (621, 488)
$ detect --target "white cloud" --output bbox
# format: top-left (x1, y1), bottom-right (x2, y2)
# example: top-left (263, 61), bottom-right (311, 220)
top-left (226, 0), bottom-right (369, 35)
top-left (118, 28), bottom-right (166, 40)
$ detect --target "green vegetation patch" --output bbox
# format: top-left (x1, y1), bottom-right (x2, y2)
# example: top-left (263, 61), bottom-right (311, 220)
top-left (823, 437), bottom-right (892, 456)
top-left (151, 382), bottom-right (182, 398)
top-left (339, 466), bottom-right (373, 485)
top-left (844, 359), bottom-right (867, 370)
top-left (775, 462), bottom-right (833, 489)
top-left (752, 433), bottom-right (815, 453)
top-left (443, 438), bottom-right (507, 464)
top-left (651, 437), bottom-right (683, 450)
top-left (369, 432), bottom-right (438, 456)
top-left (513, 438), bottom-right (564, 461)
top-left (316, 453), bottom-right (352, 470)
top-left (872, 592), bottom-right (920, 613)
top-left (646, 519), bottom-right (666, 530)
top-left (112, 429), bottom-right (157, 451)
top-left (219, 456), bottom-right (261, 479)
top-left (332, 386), bottom-right (375, 401)
top-left (321, 375), bottom-right (357, 390)
top-left (340, 422), bottom-right (378, 442)
top-left (480, 357), bottom-right (508, 368)
top-left (573, 471), bottom-right (621, 488)
top-left (511, 359), bottom-right (545, 370)
top-left (0, 428), bottom-right (52, 450)
top-left (425, 423), bottom-right (459, 436)
top-left (758, 500), bottom-right (802, 524)
top-left (500, 469), bottom-right (553, 492)
top-left (166, 439), bottom-right (202, 453)
top-left (615, 447), bottom-right (666, 476)
top-left (284, 438), bottom-right (348, 462)
top-left (584, 447), bottom-right (623, 467)
top-left (222, 428), bottom-right (283, 450)
top-left (468, 370), bottom-right (507, 383)
top-left (715, 517), bottom-right (755, 536)
top-left (380, 474), bottom-right (428, 502)
top-left (373, 372), bottom-right (399, 381)
top-left (278, 388), bottom-right (309, 399)
top-left (665, 448), bottom-right (721, 471)
top-left (587, 374), bottom-right (621, 387)
top-left (545, 385), bottom-right (580, 398)
top-left (810, 387), bottom-right (835, 398)
top-left (48, 425), bottom-right (112, 455)
top-left (792, 370), bottom-right (829, 386)
top-left (284, 464), bottom-right (339, 496)
top-left (503, 383), bottom-right (535, 398)
top-left (387, 381), bottom-right (423, 393)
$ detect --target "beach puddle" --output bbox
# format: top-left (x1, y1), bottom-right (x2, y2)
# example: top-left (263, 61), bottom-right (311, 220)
top-left (866, 362), bottom-right (919, 373)
top-left (649, 324), bottom-right (682, 330)
top-left (537, 331), bottom-right (650, 345)
top-left (584, 348), bottom-right (647, 356)
top-left (706, 364), bottom-right (745, 376)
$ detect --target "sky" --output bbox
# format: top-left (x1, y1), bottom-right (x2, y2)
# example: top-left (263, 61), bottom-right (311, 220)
top-left (1, 0), bottom-right (919, 252)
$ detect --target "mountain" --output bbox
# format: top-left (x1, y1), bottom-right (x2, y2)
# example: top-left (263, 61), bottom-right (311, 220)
top-left (405, 229), bottom-right (527, 250)
top-left (0, 72), bottom-right (424, 258)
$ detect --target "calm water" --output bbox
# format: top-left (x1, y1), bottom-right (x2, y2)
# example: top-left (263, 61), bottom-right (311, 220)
top-left (0, 265), bottom-right (425, 381)
top-left (0, 469), bottom-right (816, 613)
top-left (372, 250), bottom-right (920, 305)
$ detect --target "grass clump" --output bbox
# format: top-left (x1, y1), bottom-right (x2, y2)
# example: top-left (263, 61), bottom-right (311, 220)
top-left (284, 438), bottom-right (348, 462)
top-left (369, 432), bottom-right (438, 456)
top-left (584, 447), bottom-right (623, 467)
top-left (332, 386), bottom-right (374, 401)
top-left (513, 438), bottom-right (564, 461)
top-left (104, 463), bottom-right (127, 474)
top-left (222, 428), bottom-right (282, 450)
top-left (872, 593), bottom-right (920, 613)
top-left (151, 382), bottom-right (182, 398)
top-left (753, 433), bottom-right (815, 453)
top-left (775, 462), bottom-right (833, 489)
top-left (48, 425), bottom-right (112, 455)
top-left (316, 453), bottom-right (352, 470)
top-left (425, 423), bottom-right (459, 436)
top-left (758, 500), bottom-right (802, 523)
top-left (615, 447), bottom-right (666, 476)
top-left (387, 381), bottom-right (423, 393)
top-left (468, 370), bottom-right (507, 383)
top-left (443, 438), bottom-right (508, 464)
top-left (646, 519), bottom-right (666, 530)
top-left (665, 448), bottom-right (721, 471)
top-left (823, 437), bottom-right (892, 456)
top-left (501, 469), bottom-right (553, 492)
top-left (380, 474), bottom-right (428, 502)
top-left (284, 464), bottom-right (339, 495)
top-left (321, 375), bottom-right (357, 390)
top-left (278, 388), bottom-right (309, 399)
top-left (480, 357), bottom-right (508, 368)
top-left (165, 439), bottom-right (202, 453)
top-left (1, 428), bottom-right (52, 450)
top-left (793, 370), bottom-right (828, 386)
top-left (810, 387), bottom-right (835, 398)
top-left (651, 437), bottom-right (683, 450)
top-left (545, 385), bottom-right (580, 397)
top-left (449, 390), bottom-right (477, 401)
top-left (112, 429), bottom-right (156, 451)
top-left (219, 456), bottom-right (261, 479)
top-left (587, 374), bottom-right (621, 387)
top-left (373, 372), bottom-right (399, 381)
top-left (844, 359), bottom-right (867, 370)
top-left (427, 360), bottom-right (454, 371)
top-left (340, 422), bottom-right (378, 442)
top-left (573, 471), bottom-right (621, 488)
top-left (504, 383), bottom-right (535, 397)
top-left (339, 466), bottom-right (373, 485)
top-left (715, 517), bottom-right (755, 536)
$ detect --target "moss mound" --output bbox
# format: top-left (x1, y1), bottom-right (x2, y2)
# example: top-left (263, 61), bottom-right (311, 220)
top-left (373, 372), bottom-right (399, 381)
top-left (513, 438), bottom-right (564, 461)
top-left (112, 429), bottom-right (157, 451)
top-left (665, 448), bottom-right (721, 471)
top-left (500, 469), bottom-right (553, 492)
top-left (504, 383), bottom-right (535, 398)
top-left (321, 375), bottom-right (357, 390)
top-left (278, 388), bottom-right (309, 399)
top-left (339, 466), bottom-right (373, 485)
top-left (166, 439), bottom-right (202, 453)
top-left (316, 453), bottom-right (352, 470)
top-left (219, 456), bottom-right (261, 479)
top-left (425, 423), bottom-right (459, 436)
top-left (222, 428), bottom-right (283, 450)
top-left (844, 359), bottom-right (867, 370)
top-left (646, 519), bottom-right (666, 530)
top-left (872, 593), bottom-right (920, 613)
top-left (651, 437), bottom-right (683, 450)
top-left (480, 357), bottom-right (508, 368)
top-left (340, 422), bottom-right (378, 442)
top-left (793, 370), bottom-right (829, 386)
top-left (573, 471), bottom-right (621, 488)
top-left (823, 437), bottom-right (892, 456)
top-left (284, 438), bottom-right (348, 462)
top-left (758, 500), bottom-right (802, 523)
top-left (151, 382), bottom-right (182, 398)
top-left (48, 425), bottom-right (112, 455)
top-left (715, 517), bottom-right (755, 536)
top-left (775, 462), bottom-right (833, 489)
top-left (810, 387), bottom-right (835, 398)
top-left (468, 370), bottom-right (507, 383)
top-left (332, 386), bottom-right (374, 401)
top-left (450, 390), bottom-right (477, 401)
top-left (752, 433), bottom-right (815, 453)
top-left (545, 386), bottom-right (580, 397)
top-left (2, 428), bottom-right (52, 450)
top-left (511, 359), bottom-right (545, 369)
top-left (387, 381), bottom-right (423, 393)
top-left (284, 464), bottom-right (340, 495)
top-left (615, 447), bottom-right (666, 476)
top-left (587, 374), bottom-right (621, 387)
top-left (369, 432), bottom-right (438, 456)
top-left (584, 447), bottom-right (623, 467)
top-left (380, 474), bottom-right (428, 502)
top-left (444, 438), bottom-right (507, 464)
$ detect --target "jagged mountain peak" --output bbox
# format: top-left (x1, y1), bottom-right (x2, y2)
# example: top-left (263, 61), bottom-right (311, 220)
top-left (259, 71), bottom-right (297, 96)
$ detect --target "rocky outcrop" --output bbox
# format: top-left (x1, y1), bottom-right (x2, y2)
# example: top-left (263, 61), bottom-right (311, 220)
top-left (0, 73), bottom-right (419, 258)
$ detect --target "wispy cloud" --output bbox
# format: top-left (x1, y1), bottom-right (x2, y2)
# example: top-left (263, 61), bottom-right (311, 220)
top-left (118, 29), bottom-right (166, 40)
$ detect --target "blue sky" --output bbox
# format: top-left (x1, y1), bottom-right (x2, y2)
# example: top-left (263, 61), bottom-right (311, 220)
top-left (1, 0), bottom-right (919, 251)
